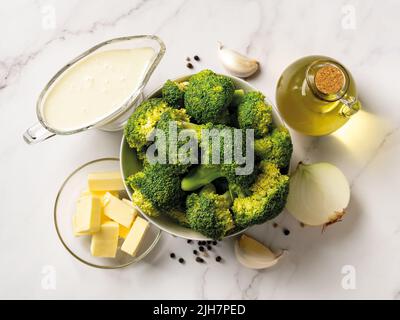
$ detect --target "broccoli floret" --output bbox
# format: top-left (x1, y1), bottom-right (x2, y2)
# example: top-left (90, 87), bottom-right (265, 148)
top-left (130, 189), bottom-right (160, 217)
top-left (156, 108), bottom-right (212, 142)
top-left (124, 98), bottom-right (170, 150)
top-left (181, 125), bottom-right (256, 193)
top-left (165, 208), bottom-right (190, 227)
top-left (237, 91), bottom-right (273, 138)
top-left (161, 80), bottom-right (188, 108)
top-left (186, 184), bottom-right (234, 239)
top-left (184, 70), bottom-right (235, 124)
top-left (254, 126), bottom-right (293, 169)
top-left (126, 163), bottom-right (184, 212)
top-left (153, 108), bottom-right (213, 174)
top-left (232, 161), bottom-right (289, 228)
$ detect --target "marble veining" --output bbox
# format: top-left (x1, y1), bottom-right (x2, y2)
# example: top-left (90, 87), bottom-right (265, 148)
top-left (1, 0), bottom-right (399, 299)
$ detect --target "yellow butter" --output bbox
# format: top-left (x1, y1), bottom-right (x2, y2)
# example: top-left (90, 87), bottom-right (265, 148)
top-left (72, 214), bottom-right (92, 236)
top-left (101, 213), bottom-right (111, 224)
top-left (74, 195), bottom-right (101, 233)
top-left (121, 216), bottom-right (149, 257)
top-left (88, 171), bottom-right (125, 192)
top-left (122, 198), bottom-right (134, 207)
top-left (81, 189), bottom-right (119, 198)
top-left (90, 221), bottom-right (119, 258)
top-left (103, 192), bottom-right (136, 228)
top-left (80, 190), bottom-right (116, 224)
top-left (119, 225), bottom-right (131, 239)
top-left (118, 199), bottom-right (137, 238)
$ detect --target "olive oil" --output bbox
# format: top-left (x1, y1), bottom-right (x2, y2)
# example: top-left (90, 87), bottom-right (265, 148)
top-left (276, 56), bottom-right (361, 136)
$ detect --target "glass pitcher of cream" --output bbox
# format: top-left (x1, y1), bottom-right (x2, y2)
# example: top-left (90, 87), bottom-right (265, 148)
top-left (23, 35), bottom-right (165, 144)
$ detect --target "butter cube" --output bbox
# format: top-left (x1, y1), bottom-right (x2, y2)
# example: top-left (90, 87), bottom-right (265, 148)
top-left (79, 190), bottom-right (117, 224)
top-left (119, 225), bottom-right (131, 239)
top-left (103, 192), bottom-right (136, 228)
top-left (90, 222), bottom-right (119, 258)
top-left (88, 171), bottom-right (125, 192)
top-left (121, 216), bottom-right (149, 257)
top-left (74, 195), bottom-right (101, 233)
top-left (81, 189), bottom-right (119, 198)
top-left (120, 198), bottom-right (140, 238)
top-left (122, 198), bottom-right (134, 207)
top-left (72, 214), bottom-right (92, 236)
top-left (119, 199), bottom-right (137, 238)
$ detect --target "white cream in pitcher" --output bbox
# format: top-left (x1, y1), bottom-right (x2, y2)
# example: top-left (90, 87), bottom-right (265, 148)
top-left (43, 47), bottom-right (154, 131)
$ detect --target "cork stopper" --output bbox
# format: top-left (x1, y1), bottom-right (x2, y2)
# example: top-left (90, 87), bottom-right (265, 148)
top-left (315, 65), bottom-right (345, 95)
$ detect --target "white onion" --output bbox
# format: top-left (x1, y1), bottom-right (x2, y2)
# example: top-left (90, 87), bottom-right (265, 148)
top-left (234, 234), bottom-right (284, 269)
top-left (286, 162), bottom-right (350, 226)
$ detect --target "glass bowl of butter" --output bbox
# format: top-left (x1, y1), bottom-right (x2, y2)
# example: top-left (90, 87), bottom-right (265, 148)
top-left (54, 158), bottom-right (161, 269)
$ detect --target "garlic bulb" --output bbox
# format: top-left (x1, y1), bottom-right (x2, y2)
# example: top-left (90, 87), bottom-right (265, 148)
top-left (234, 234), bottom-right (284, 269)
top-left (286, 162), bottom-right (350, 226)
top-left (217, 42), bottom-right (260, 78)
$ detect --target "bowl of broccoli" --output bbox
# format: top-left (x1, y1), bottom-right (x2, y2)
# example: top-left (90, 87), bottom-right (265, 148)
top-left (120, 70), bottom-right (293, 240)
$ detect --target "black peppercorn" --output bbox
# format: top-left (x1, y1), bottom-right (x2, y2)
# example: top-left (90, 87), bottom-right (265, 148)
top-left (283, 228), bottom-right (290, 236)
top-left (212, 241), bottom-right (217, 245)
top-left (170, 253), bottom-right (176, 259)
top-left (196, 257), bottom-right (204, 263)
top-left (199, 246), bottom-right (204, 252)
top-left (216, 256), bottom-right (222, 262)
top-left (186, 62), bottom-right (193, 69)
top-left (194, 55), bottom-right (200, 61)
top-left (193, 250), bottom-right (198, 255)
top-left (179, 258), bottom-right (185, 264)
top-left (207, 245), bottom-right (212, 250)
top-left (187, 239), bottom-right (192, 244)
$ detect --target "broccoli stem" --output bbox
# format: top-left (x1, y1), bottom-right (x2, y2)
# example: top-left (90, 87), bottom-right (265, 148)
top-left (228, 186), bottom-right (247, 200)
top-left (221, 190), bottom-right (233, 207)
top-left (231, 89), bottom-right (245, 107)
top-left (181, 166), bottom-right (223, 191)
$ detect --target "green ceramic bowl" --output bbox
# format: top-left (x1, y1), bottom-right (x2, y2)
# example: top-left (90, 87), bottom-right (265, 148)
top-left (120, 74), bottom-right (285, 240)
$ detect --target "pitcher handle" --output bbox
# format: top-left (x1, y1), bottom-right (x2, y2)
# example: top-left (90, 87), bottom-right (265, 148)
top-left (339, 94), bottom-right (361, 118)
top-left (23, 122), bottom-right (55, 144)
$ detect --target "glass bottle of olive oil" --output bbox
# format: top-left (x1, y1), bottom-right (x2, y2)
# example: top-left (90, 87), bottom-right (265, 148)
top-left (276, 56), bottom-right (361, 136)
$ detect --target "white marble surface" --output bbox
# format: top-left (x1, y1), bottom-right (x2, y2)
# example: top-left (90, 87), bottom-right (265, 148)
top-left (1, 0), bottom-right (399, 299)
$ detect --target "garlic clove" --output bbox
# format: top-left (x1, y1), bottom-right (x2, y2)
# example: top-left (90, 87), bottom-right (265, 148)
top-left (286, 162), bottom-right (350, 227)
top-left (217, 42), bottom-right (260, 78)
top-left (234, 234), bottom-right (284, 269)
